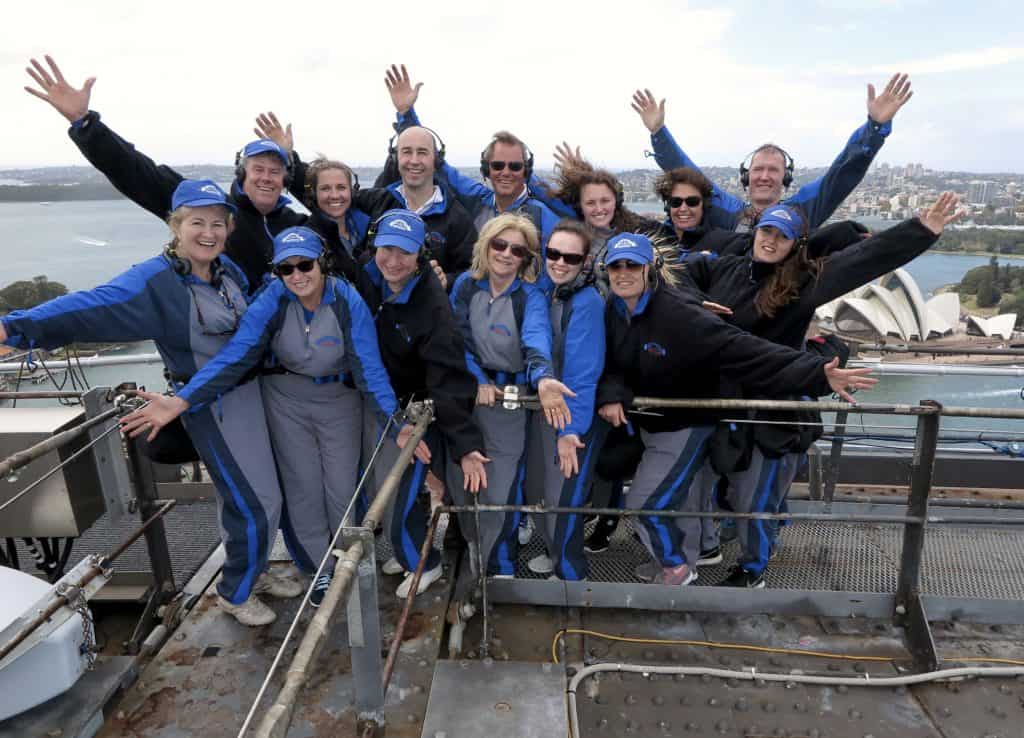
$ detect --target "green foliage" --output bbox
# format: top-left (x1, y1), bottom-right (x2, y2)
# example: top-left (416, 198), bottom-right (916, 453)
top-left (935, 228), bottom-right (1024, 255)
top-left (976, 278), bottom-right (1001, 308)
top-left (958, 262), bottom-right (1024, 298)
top-left (1000, 290), bottom-right (1024, 328)
top-left (0, 275), bottom-right (69, 312)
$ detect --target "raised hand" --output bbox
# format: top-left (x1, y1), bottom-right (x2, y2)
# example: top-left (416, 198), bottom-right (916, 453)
top-left (460, 450), bottom-right (491, 494)
top-left (538, 377), bottom-right (577, 431)
top-left (919, 191), bottom-right (963, 235)
top-left (385, 64), bottom-right (423, 114)
top-left (866, 73), bottom-right (913, 124)
top-left (824, 357), bottom-right (877, 404)
top-left (631, 88), bottom-right (666, 133)
top-left (24, 55), bottom-right (94, 123)
top-left (253, 111), bottom-right (293, 154)
top-left (553, 141), bottom-right (587, 173)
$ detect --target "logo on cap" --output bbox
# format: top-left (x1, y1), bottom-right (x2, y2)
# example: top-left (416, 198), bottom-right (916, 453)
top-left (613, 239), bottom-right (637, 250)
top-left (281, 232), bottom-right (306, 243)
top-left (388, 218), bottom-right (413, 232)
top-left (770, 209), bottom-right (793, 221)
top-left (200, 185), bottom-right (220, 195)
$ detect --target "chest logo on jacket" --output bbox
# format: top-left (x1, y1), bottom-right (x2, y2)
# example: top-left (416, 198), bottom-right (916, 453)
top-left (489, 323), bottom-right (513, 337)
top-left (314, 335), bottom-right (343, 347)
top-left (642, 341), bottom-right (668, 357)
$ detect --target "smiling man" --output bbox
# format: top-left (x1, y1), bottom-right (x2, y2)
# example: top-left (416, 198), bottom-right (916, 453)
top-left (631, 74), bottom-right (914, 232)
top-left (24, 55), bottom-right (306, 292)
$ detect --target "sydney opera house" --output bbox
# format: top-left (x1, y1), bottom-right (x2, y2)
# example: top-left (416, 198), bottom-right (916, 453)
top-left (815, 268), bottom-right (1018, 342)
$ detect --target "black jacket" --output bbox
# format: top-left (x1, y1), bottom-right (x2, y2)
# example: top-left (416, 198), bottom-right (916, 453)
top-left (68, 111), bottom-right (306, 292)
top-left (596, 280), bottom-right (832, 433)
top-left (334, 250), bottom-right (484, 461)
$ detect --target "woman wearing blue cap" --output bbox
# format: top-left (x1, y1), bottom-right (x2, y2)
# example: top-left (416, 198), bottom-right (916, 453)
top-left (596, 231), bottom-right (877, 586)
top-left (448, 214), bottom-right (576, 578)
top-left (681, 193), bottom-right (963, 587)
top-left (124, 226), bottom-right (406, 607)
top-left (1, 179), bottom-right (302, 625)
top-left (332, 209), bottom-right (488, 597)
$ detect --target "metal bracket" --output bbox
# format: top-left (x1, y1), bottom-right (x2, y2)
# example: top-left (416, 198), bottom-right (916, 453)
top-left (82, 387), bottom-right (133, 522)
top-left (898, 593), bottom-right (940, 673)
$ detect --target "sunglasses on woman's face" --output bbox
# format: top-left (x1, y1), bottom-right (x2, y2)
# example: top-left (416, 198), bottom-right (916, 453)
top-left (488, 160), bottom-right (525, 172)
top-left (490, 237), bottom-right (530, 259)
top-left (273, 259), bottom-right (317, 277)
top-left (668, 195), bottom-right (703, 209)
top-left (606, 261), bottom-right (644, 272)
top-left (545, 247), bottom-right (585, 266)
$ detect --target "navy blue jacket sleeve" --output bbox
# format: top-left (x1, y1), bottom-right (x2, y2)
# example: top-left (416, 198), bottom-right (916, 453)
top-left (527, 174), bottom-right (577, 218)
top-left (338, 281), bottom-right (400, 422)
top-left (650, 124), bottom-right (744, 229)
top-left (521, 284), bottom-right (556, 387)
top-left (449, 273), bottom-right (489, 385)
top-left (176, 282), bottom-right (286, 407)
top-left (560, 288), bottom-right (605, 438)
top-left (2, 258), bottom-right (169, 349)
top-left (68, 111), bottom-right (182, 220)
top-left (786, 118), bottom-right (891, 228)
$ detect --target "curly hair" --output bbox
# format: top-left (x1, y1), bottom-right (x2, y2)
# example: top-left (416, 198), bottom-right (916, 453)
top-left (302, 156), bottom-right (356, 211)
top-left (654, 167), bottom-right (714, 207)
top-left (470, 214), bottom-right (540, 282)
top-left (552, 161), bottom-right (652, 233)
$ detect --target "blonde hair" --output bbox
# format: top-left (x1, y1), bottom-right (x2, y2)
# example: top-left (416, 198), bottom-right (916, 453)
top-left (470, 214), bottom-right (540, 282)
top-left (166, 205), bottom-right (234, 254)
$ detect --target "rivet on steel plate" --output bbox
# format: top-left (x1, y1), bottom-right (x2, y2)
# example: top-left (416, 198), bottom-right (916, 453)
top-left (494, 702), bottom-right (512, 712)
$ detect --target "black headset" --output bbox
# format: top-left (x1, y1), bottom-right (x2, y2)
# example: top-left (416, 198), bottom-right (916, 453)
top-left (388, 126), bottom-right (447, 168)
top-left (554, 264), bottom-right (597, 302)
top-left (235, 146), bottom-right (294, 188)
top-left (739, 145), bottom-right (795, 189)
top-left (479, 136), bottom-right (535, 181)
top-left (165, 247), bottom-right (225, 287)
top-left (303, 164), bottom-right (361, 209)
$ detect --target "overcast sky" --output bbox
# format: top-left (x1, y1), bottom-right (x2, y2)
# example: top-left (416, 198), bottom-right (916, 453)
top-left (2, 0), bottom-right (1022, 173)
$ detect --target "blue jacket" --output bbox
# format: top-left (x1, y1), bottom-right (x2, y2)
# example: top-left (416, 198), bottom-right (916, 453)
top-left (651, 117), bottom-right (892, 231)
top-left (449, 272), bottom-right (555, 389)
top-left (176, 276), bottom-right (399, 424)
top-left (546, 282), bottom-right (605, 438)
top-left (1, 254), bottom-right (250, 381)
top-left (395, 108), bottom-right (560, 244)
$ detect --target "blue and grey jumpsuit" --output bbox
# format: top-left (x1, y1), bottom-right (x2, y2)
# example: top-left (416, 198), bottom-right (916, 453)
top-left (524, 282), bottom-right (607, 579)
top-left (175, 276), bottom-right (399, 574)
top-left (449, 272), bottom-right (556, 576)
top-left (1, 254), bottom-right (283, 605)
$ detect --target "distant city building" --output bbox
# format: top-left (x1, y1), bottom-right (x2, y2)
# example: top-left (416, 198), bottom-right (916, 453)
top-left (968, 180), bottom-right (997, 206)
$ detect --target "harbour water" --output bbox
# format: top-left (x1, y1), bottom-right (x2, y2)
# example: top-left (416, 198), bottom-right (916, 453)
top-left (0, 199), bottom-right (1021, 430)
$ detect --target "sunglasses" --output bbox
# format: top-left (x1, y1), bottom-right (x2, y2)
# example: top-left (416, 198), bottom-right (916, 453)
top-left (488, 160), bottom-right (525, 173)
top-left (545, 247), bottom-right (585, 266)
top-left (668, 195), bottom-right (703, 209)
top-left (606, 261), bottom-right (644, 272)
top-left (490, 237), bottom-right (530, 259)
top-left (273, 259), bottom-right (317, 277)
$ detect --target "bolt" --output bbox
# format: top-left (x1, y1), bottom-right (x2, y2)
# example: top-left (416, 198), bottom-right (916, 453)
top-left (838, 685), bottom-right (850, 694)
top-left (794, 702), bottom-right (807, 713)
top-left (407, 714), bottom-right (417, 723)
top-left (686, 722), bottom-right (699, 732)
top-left (658, 720), bottom-right (671, 732)
top-left (728, 678), bottom-right (740, 688)
top-left (854, 663), bottom-right (866, 673)
top-left (999, 684), bottom-right (1012, 694)
top-left (675, 674), bottom-right (686, 682)
top-left (735, 698), bottom-right (750, 712)
top-left (895, 604), bottom-right (907, 615)
top-left (708, 697), bottom-right (720, 707)
top-left (434, 732), bottom-right (447, 738)
top-left (716, 719), bottom-right (729, 734)
top-left (596, 718), bottom-right (608, 730)
top-left (625, 694), bottom-right (637, 705)
top-left (769, 656), bottom-right (784, 667)
top-left (941, 707), bottom-right (952, 717)
top-left (644, 649), bottom-right (656, 659)
top-left (413, 685), bottom-right (425, 694)
top-left (763, 702), bottom-right (776, 713)
top-left (653, 695), bottom-right (665, 706)
top-left (849, 708), bottom-right (863, 719)
top-left (719, 655), bottom-right (732, 666)
top-left (625, 720), bottom-right (638, 733)
top-left (701, 674), bottom-right (712, 684)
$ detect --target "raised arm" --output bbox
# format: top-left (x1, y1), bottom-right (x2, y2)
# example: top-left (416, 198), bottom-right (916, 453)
top-left (253, 111), bottom-right (306, 204)
top-left (788, 73), bottom-right (912, 228)
top-left (525, 142), bottom-right (585, 218)
top-left (25, 55), bottom-right (182, 219)
top-left (632, 88), bottom-right (744, 228)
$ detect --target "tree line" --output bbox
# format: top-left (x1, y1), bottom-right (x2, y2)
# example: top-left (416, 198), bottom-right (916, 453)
top-left (957, 257), bottom-right (1024, 327)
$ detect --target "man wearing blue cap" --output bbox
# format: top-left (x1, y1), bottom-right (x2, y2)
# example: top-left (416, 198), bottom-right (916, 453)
top-left (333, 209), bottom-right (487, 597)
top-left (596, 231), bottom-right (878, 585)
top-left (632, 73), bottom-right (914, 232)
top-left (24, 55), bottom-right (307, 292)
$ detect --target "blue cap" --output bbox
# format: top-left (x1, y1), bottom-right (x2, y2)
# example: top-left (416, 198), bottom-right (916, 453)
top-left (374, 209), bottom-right (426, 254)
top-left (241, 139), bottom-right (290, 165)
top-left (605, 233), bottom-right (654, 265)
top-left (755, 205), bottom-right (803, 240)
top-left (272, 227), bottom-right (323, 264)
top-left (171, 179), bottom-right (237, 213)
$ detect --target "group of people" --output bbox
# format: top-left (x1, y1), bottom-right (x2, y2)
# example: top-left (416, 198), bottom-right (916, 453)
top-left (4, 56), bottom-right (961, 625)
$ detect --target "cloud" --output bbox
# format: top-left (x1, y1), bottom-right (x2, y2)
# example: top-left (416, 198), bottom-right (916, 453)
top-left (831, 46), bottom-right (1024, 76)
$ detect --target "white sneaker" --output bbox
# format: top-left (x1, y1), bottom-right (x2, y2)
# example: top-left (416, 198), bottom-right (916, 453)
top-left (253, 571), bottom-right (303, 599)
top-left (527, 554), bottom-right (554, 574)
top-left (381, 556), bottom-right (406, 575)
top-left (219, 594), bottom-right (276, 626)
top-left (518, 517), bottom-right (535, 546)
top-left (396, 564), bottom-right (443, 598)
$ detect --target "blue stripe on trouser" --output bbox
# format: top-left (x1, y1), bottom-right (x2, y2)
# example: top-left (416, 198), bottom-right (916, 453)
top-left (640, 427), bottom-right (713, 567)
top-left (491, 449), bottom-right (528, 575)
top-left (744, 459), bottom-right (780, 575)
top-left (183, 404), bottom-right (272, 605)
top-left (553, 421), bottom-right (609, 580)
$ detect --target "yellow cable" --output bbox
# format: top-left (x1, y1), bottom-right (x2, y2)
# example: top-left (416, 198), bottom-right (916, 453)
top-left (945, 656), bottom-right (1024, 666)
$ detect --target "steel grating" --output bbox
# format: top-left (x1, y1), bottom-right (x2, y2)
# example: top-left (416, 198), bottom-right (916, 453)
top-left (514, 517), bottom-right (1024, 601)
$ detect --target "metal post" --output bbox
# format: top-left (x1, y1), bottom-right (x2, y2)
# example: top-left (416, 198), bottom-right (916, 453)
top-left (344, 528), bottom-right (386, 737)
top-left (822, 409), bottom-right (848, 504)
top-left (124, 436), bottom-right (176, 654)
top-left (895, 400), bottom-right (941, 672)
top-left (82, 387), bottom-right (133, 522)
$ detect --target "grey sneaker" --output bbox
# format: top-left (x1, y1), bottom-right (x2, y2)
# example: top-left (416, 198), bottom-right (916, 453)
top-left (253, 571), bottom-right (303, 599)
top-left (652, 563), bottom-right (697, 586)
top-left (527, 554), bottom-right (554, 574)
top-left (634, 560), bottom-right (661, 583)
top-left (219, 594), bottom-right (276, 626)
top-left (381, 556), bottom-right (406, 575)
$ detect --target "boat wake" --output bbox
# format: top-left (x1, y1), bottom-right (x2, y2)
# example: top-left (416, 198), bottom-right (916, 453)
top-left (76, 236), bottom-right (109, 247)
top-left (944, 388), bottom-right (1023, 400)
